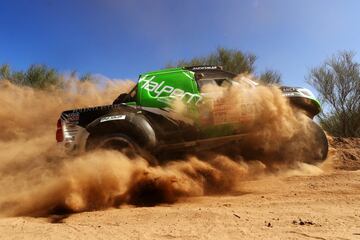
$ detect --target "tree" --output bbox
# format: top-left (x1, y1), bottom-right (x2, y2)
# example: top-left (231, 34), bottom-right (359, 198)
top-left (259, 69), bottom-right (282, 85)
top-left (170, 47), bottom-right (281, 84)
top-left (307, 51), bottom-right (360, 137)
top-left (172, 47), bottom-right (256, 74)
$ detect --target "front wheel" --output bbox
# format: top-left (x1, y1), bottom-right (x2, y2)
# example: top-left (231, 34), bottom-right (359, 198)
top-left (229, 117), bottom-right (329, 167)
top-left (273, 118), bottom-right (329, 165)
top-left (301, 119), bottom-right (329, 164)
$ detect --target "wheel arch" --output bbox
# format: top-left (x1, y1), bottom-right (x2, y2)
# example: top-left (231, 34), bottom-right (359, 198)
top-left (85, 111), bottom-right (157, 151)
top-left (288, 97), bottom-right (321, 119)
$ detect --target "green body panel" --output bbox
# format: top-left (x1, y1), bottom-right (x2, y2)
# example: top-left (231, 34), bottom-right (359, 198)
top-left (137, 68), bottom-right (201, 108)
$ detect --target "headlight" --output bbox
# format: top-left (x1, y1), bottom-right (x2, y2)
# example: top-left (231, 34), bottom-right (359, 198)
top-left (298, 88), bottom-right (315, 99)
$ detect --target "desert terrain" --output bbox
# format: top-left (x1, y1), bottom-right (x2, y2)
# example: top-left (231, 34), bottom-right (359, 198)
top-left (0, 137), bottom-right (359, 240)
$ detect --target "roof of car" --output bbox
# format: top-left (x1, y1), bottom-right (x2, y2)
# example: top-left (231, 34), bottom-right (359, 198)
top-left (141, 66), bottom-right (236, 79)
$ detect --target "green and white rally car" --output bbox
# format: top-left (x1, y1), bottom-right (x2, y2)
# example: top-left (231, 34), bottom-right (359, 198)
top-left (56, 66), bottom-right (328, 164)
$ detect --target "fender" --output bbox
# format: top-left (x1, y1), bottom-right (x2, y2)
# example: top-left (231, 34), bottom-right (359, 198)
top-left (86, 110), bottom-right (157, 150)
top-left (280, 86), bottom-right (321, 118)
top-left (288, 97), bottom-right (321, 118)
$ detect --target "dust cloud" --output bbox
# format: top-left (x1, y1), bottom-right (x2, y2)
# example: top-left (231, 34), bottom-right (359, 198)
top-left (0, 76), bottom-right (325, 217)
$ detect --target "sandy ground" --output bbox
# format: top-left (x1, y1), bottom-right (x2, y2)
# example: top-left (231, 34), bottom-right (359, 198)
top-left (1, 169), bottom-right (359, 240)
top-left (1, 78), bottom-right (359, 239)
top-left (2, 77), bottom-right (360, 239)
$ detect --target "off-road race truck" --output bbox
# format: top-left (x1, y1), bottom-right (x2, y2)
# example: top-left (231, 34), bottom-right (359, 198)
top-left (56, 66), bottom-right (328, 164)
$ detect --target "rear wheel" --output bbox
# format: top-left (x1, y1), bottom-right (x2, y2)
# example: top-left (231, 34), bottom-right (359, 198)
top-left (86, 133), bottom-right (158, 165)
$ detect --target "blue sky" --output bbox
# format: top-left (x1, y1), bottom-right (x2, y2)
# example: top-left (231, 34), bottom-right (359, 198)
top-left (1, 0), bottom-right (360, 88)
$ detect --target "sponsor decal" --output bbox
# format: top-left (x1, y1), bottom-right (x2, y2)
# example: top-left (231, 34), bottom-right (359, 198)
top-left (282, 92), bottom-right (301, 97)
top-left (139, 75), bottom-right (202, 104)
top-left (281, 87), bottom-right (298, 92)
top-left (100, 115), bottom-right (126, 123)
top-left (190, 66), bottom-right (219, 70)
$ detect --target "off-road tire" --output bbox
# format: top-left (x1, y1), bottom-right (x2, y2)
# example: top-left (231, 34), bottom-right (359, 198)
top-left (86, 133), bottom-right (158, 165)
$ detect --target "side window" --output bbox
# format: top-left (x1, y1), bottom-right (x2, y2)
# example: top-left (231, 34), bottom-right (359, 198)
top-left (198, 78), bottom-right (232, 90)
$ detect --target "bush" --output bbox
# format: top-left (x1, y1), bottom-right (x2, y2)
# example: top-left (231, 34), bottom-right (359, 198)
top-left (0, 64), bottom-right (62, 89)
